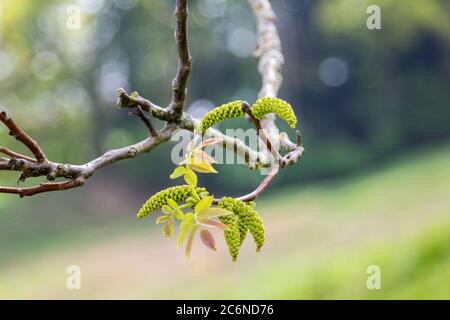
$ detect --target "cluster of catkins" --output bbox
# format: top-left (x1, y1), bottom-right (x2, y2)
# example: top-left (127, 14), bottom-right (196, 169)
top-left (137, 96), bottom-right (296, 261)
top-left (136, 185), bottom-right (265, 261)
top-left (199, 96), bottom-right (297, 133)
top-left (137, 185), bottom-right (208, 218)
top-left (218, 197), bottom-right (265, 261)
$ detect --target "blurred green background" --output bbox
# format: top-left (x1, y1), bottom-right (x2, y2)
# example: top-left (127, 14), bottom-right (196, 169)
top-left (0, 0), bottom-right (449, 299)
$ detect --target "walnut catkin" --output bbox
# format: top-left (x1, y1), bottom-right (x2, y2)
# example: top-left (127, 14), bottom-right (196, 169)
top-left (137, 185), bottom-right (208, 218)
top-left (218, 213), bottom-right (241, 262)
top-left (218, 197), bottom-right (265, 260)
top-left (251, 97), bottom-right (297, 128)
top-left (198, 100), bottom-right (244, 133)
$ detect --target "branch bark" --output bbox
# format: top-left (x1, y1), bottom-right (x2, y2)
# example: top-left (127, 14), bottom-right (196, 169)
top-left (0, 111), bottom-right (46, 162)
top-left (0, 120), bottom-right (176, 197)
top-left (169, 0), bottom-right (192, 119)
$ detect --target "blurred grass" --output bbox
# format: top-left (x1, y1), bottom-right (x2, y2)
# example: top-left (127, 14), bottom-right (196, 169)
top-left (0, 144), bottom-right (449, 299)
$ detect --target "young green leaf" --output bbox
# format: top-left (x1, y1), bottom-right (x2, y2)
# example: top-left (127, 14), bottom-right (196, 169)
top-left (167, 198), bottom-right (179, 209)
top-left (161, 205), bottom-right (173, 215)
top-left (200, 229), bottom-right (217, 252)
top-left (185, 225), bottom-right (198, 259)
top-left (196, 207), bottom-right (232, 220)
top-left (198, 137), bottom-right (223, 149)
top-left (185, 196), bottom-right (197, 206)
top-left (162, 219), bottom-right (174, 239)
top-left (177, 212), bottom-right (194, 247)
top-left (173, 208), bottom-right (184, 220)
top-left (156, 215), bottom-right (169, 224)
top-left (170, 166), bottom-right (186, 179)
top-left (195, 196), bottom-right (213, 214)
top-left (197, 218), bottom-right (227, 230)
top-left (192, 149), bottom-right (216, 165)
top-left (184, 166), bottom-right (198, 186)
top-left (186, 156), bottom-right (217, 174)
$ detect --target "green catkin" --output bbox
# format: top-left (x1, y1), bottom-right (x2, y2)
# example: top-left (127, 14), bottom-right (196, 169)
top-left (237, 218), bottom-right (248, 247)
top-left (218, 197), bottom-right (265, 257)
top-left (246, 211), bottom-right (265, 251)
top-left (234, 200), bottom-right (265, 251)
top-left (137, 185), bottom-right (208, 218)
top-left (218, 212), bottom-right (241, 261)
top-left (251, 97), bottom-right (297, 128)
top-left (198, 100), bottom-right (244, 133)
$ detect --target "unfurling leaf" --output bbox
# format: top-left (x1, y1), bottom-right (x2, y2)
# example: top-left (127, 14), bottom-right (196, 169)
top-left (198, 137), bottom-right (223, 149)
top-left (161, 205), bottom-right (173, 215)
top-left (186, 135), bottom-right (199, 153)
top-left (192, 149), bottom-right (216, 165)
top-left (167, 198), bottom-right (178, 209)
top-left (200, 229), bottom-right (217, 252)
top-left (185, 226), bottom-right (198, 259)
top-left (184, 166), bottom-right (198, 186)
top-left (185, 196), bottom-right (197, 206)
top-left (173, 208), bottom-right (184, 220)
top-left (186, 156), bottom-right (217, 174)
top-left (170, 166), bottom-right (186, 179)
top-left (195, 196), bottom-right (213, 213)
top-left (198, 218), bottom-right (227, 230)
top-left (196, 207), bottom-right (232, 220)
top-left (178, 212), bottom-right (194, 247)
top-left (162, 219), bottom-right (174, 239)
top-left (156, 215), bottom-right (169, 224)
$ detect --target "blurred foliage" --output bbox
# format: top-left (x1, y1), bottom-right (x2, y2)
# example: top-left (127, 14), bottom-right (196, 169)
top-left (1, 143), bottom-right (449, 298)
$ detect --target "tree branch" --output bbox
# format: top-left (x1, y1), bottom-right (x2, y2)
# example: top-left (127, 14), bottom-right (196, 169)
top-left (247, 0), bottom-right (285, 147)
top-left (169, 0), bottom-right (192, 119)
top-left (0, 146), bottom-right (37, 163)
top-left (0, 178), bottom-right (85, 198)
top-left (129, 105), bottom-right (158, 137)
top-left (0, 112), bottom-right (176, 197)
top-left (117, 88), bottom-right (272, 169)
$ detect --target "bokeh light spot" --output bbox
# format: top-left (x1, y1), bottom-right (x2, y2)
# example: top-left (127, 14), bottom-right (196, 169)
top-left (318, 56), bottom-right (349, 87)
top-left (31, 51), bottom-right (62, 81)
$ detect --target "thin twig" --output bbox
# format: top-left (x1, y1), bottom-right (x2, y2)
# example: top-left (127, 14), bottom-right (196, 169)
top-left (0, 111), bottom-right (46, 162)
top-left (130, 106), bottom-right (158, 137)
top-left (236, 165), bottom-right (279, 201)
top-left (0, 178), bottom-right (85, 198)
top-left (213, 165), bottom-right (279, 203)
top-left (0, 146), bottom-right (37, 163)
